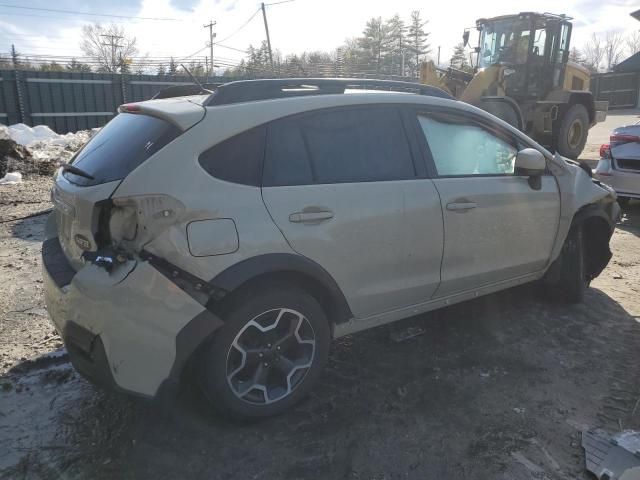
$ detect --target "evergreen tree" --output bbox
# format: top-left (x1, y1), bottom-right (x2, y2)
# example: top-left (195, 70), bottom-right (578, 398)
top-left (386, 14), bottom-right (407, 75)
top-left (168, 57), bottom-right (178, 76)
top-left (246, 41), bottom-right (272, 75)
top-left (358, 17), bottom-right (393, 73)
top-left (450, 43), bottom-right (468, 69)
top-left (157, 64), bottom-right (166, 76)
top-left (39, 62), bottom-right (65, 72)
top-left (66, 58), bottom-right (92, 73)
top-left (407, 11), bottom-right (430, 75)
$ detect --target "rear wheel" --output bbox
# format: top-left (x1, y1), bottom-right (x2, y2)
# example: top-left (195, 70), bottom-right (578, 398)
top-left (199, 284), bottom-right (330, 420)
top-left (556, 104), bottom-right (589, 159)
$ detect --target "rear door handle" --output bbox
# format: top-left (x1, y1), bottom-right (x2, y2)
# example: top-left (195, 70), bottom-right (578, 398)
top-left (446, 202), bottom-right (478, 212)
top-left (289, 210), bottom-right (334, 223)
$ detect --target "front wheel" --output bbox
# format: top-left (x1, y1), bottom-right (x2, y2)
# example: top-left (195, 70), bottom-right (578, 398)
top-left (199, 284), bottom-right (330, 420)
top-left (556, 104), bottom-right (589, 159)
top-left (544, 225), bottom-right (588, 304)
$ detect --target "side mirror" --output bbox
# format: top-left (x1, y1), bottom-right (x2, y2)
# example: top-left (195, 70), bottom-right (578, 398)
top-left (462, 30), bottom-right (470, 47)
top-left (514, 148), bottom-right (546, 190)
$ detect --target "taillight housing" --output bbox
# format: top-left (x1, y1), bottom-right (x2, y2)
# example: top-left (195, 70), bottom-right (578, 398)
top-left (600, 144), bottom-right (611, 159)
top-left (610, 134), bottom-right (640, 144)
top-left (118, 103), bottom-right (141, 113)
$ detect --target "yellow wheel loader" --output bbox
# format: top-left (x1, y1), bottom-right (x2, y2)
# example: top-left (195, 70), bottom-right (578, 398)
top-left (421, 12), bottom-right (608, 159)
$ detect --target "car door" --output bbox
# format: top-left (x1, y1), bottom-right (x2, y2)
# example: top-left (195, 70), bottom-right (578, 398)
top-left (413, 108), bottom-right (560, 298)
top-left (261, 105), bottom-right (444, 319)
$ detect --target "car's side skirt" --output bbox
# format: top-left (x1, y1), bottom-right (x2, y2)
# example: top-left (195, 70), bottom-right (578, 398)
top-left (333, 271), bottom-right (545, 338)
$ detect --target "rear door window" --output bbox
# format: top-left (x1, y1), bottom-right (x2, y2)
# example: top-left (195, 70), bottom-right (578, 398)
top-left (64, 113), bottom-right (180, 186)
top-left (263, 106), bottom-right (416, 186)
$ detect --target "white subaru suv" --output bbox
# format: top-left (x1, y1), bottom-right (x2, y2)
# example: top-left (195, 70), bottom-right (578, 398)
top-left (42, 79), bottom-right (619, 419)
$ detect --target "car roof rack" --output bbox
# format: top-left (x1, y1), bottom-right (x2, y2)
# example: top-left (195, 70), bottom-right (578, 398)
top-left (203, 78), bottom-right (453, 106)
top-left (152, 83), bottom-right (223, 100)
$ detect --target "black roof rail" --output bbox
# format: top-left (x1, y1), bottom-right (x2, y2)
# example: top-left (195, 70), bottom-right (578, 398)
top-left (203, 78), bottom-right (453, 106)
top-left (152, 83), bottom-right (223, 100)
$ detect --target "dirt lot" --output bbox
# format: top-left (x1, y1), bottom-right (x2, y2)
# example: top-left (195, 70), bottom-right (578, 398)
top-left (1, 174), bottom-right (640, 479)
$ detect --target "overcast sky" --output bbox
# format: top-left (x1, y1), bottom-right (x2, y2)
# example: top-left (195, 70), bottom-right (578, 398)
top-left (0, 0), bottom-right (638, 69)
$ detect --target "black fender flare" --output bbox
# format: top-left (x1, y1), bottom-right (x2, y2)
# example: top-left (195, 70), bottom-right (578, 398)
top-left (479, 96), bottom-right (525, 131)
top-left (210, 253), bottom-right (353, 323)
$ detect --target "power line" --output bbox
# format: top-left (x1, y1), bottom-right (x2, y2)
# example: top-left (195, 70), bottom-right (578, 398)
top-left (214, 8), bottom-right (261, 45)
top-left (214, 43), bottom-right (247, 54)
top-left (0, 3), bottom-right (181, 21)
top-left (264, 0), bottom-right (296, 5)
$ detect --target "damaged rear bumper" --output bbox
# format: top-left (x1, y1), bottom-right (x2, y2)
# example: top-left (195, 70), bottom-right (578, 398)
top-left (42, 235), bottom-right (223, 401)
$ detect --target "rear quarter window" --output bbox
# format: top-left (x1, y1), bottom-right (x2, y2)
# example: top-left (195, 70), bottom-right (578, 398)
top-left (64, 113), bottom-right (180, 186)
top-left (198, 125), bottom-right (266, 186)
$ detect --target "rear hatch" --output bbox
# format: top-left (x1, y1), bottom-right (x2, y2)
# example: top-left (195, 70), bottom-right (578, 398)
top-left (51, 98), bottom-right (205, 269)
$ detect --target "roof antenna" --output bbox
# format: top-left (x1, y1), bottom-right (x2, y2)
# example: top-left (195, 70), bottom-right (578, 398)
top-left (180, 64), bottom-right (213, 94)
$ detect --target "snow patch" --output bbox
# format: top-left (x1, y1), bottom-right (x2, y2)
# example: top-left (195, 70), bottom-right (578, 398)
top-left (0, 172), bottom-right (22, 184)
top-left (0, 123), bottom-right (97, 167)
top-left (5, 123), bottom-right (60, 146)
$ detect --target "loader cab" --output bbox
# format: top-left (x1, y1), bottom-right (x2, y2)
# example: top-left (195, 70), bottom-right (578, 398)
top-left (475, 13), bottom-right (572, 101)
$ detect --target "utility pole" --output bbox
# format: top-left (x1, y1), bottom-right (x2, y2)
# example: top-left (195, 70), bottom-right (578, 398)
top-left (437, 46), bottom-right (441, 66)
top-left (100, 34), bottom-right (123, 72)
top-left (10, 44), bottom-right (19, 68)
top-left (204, 20), bottom-right (216, 78)
top-left (260, 3), bottom-right (274, 71)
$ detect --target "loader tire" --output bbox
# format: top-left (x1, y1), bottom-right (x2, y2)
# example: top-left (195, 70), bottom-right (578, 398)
top-left (556, 104), bottom-right (589, 159)
top-left (482, 101), bottom-right (520, 130)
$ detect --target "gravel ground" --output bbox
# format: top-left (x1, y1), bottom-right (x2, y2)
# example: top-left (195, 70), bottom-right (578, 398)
top-left (1, 174), bottom-right (639, 480)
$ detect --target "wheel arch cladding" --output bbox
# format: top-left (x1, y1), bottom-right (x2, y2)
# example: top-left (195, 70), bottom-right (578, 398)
top-left (209, 253), bottom-right (353, 327)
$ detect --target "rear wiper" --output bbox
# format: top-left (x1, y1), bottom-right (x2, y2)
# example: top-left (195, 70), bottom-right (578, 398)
top-left (61, 163), bottom-right (95, 180)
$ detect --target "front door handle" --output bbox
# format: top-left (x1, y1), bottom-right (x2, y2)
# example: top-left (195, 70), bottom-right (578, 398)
top-left (289, 210), bottom-right (334, 223)
top-left (446, 202), bottom-right (477, 212)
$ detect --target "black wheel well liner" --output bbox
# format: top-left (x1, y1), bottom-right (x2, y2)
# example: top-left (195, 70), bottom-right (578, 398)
top-left (571, 203), bottom-right (614, 280)
top-left (209, 253), bottom-right (353, 326)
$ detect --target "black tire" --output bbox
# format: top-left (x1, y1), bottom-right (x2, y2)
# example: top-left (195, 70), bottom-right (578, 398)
top-left (544, 225), bottom-right (588, 304)
top-left (482, 100), bottom-right (520, 129)
top-left (618, 197), bottom-right (630, 208)
top-left (199, 283), bottom-right (330, 420)
top-left (556, 104), bottom-right (589, 159)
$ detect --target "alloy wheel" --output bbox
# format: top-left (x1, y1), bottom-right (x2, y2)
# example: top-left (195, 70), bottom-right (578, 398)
top-left (225, 308), bottom-right (316, 405)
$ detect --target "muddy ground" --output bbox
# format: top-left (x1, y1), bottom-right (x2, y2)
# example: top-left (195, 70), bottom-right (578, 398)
top-left (1, 175), bottom-right (640, 480)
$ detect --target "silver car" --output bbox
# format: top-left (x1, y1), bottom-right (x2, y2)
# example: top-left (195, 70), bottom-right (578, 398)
top-left (594, 122), bottom-right (640, 206)
top-left (42, 79), bottom-right (619, 420)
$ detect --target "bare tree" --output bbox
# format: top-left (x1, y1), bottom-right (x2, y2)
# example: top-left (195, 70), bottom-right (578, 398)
top-left (80, 23), bottom-right (138, 73)
top-left (583, 34), bottom-right (604, 72)
top-left (603, 31), bottom-right (624, 70)
top-left (626, 31), bottom-right (640, 56)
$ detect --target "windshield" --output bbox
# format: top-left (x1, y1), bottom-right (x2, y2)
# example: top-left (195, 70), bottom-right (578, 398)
top-left (478, 18), bottom-right (533, 67)
top-left (63, 113), bottom-right (180, 186)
